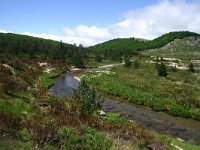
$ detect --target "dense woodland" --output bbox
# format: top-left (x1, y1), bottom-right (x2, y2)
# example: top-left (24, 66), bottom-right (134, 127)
top-left (0, 33), bottom-right (87, 68)
top-left (90, 31), bottom-right (200, 61)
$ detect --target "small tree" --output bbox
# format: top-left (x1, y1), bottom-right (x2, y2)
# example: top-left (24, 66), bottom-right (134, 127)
top-left (95, 54), bottom-right (102, 62)
top-left (74, 80), bottom-right (104, 115)
top-left (188, 63), bottom-right (195, 72)
top-left (156, 56), bottom-right (159, 62)
top-left (124, 57), bottom-right (132, 67)
top-left (133, 60), bottom-right (140, 69)
top-left (157, 63), bottom-right (168, 77)
top-left (160, 57), bottom-right (164, 61)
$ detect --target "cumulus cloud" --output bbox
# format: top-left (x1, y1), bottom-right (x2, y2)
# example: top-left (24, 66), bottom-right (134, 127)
top-left (1, 0), bottom-right (200, 46)
top-left (110, 0), bottom-right (200, 39)
top-left (60, 0), bottom-right (200, 45)
top-left (63, 25), bottom-right (111, 45)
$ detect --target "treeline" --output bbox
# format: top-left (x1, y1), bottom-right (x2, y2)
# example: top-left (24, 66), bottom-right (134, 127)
top-left (0, 33), bottom-right (87, 68)
top-left (91, 31), bottom-right (200, 61)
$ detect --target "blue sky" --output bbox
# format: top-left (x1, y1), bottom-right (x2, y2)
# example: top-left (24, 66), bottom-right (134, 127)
top-left (0, 0), bottom-right (200, 45)
top-left (0, 0), bottom-right (158, 33)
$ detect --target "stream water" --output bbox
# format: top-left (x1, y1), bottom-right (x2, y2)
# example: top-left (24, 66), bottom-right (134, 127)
top-left (49, 65), bottom-right (200, 144)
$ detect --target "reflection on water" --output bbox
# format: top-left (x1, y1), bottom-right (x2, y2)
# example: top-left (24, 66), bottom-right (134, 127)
top-left (49, 72), bottom-right (79, 97)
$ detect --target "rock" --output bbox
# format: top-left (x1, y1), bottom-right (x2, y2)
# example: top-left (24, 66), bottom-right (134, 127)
top-left (176, 137), bottom-right (185, 142)
top-left (100, 110), bottom-right (106, 116)
top-left (171, 143), bottom-right (184, 150)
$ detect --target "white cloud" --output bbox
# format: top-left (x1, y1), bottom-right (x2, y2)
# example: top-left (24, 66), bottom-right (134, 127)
top-left (109, 0), bottom-right (200, 39)
top-left (0, 29), bottom-right (13, 33)
top-left (1, 0), bottom-right (200, 46)
top-left (63, 25), bottom-right (111, 45)
top-left (61, 0), bottom-right (200, 45)
top-left (22, 32), bottom-right (98, 46)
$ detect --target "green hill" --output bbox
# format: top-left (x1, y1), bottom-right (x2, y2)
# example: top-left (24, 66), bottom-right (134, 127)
top-left (0, 33), bottom-right (87, 67)
top-left (90, 31), bottom-right (200, 61)
top-left (91, 31), bottom-right (199, 51)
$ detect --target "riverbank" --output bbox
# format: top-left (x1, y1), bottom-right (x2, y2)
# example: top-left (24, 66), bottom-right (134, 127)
top-left (48, 62), bottom-right (200, 149)
top-left (81, 57), bottom-right (200, 121)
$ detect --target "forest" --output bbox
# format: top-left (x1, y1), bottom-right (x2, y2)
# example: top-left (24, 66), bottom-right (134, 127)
top-left (0, 33), bottom-right (87, 68)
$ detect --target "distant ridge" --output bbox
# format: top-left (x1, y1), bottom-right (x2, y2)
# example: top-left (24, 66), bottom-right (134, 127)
top-left (90, 31), bottom-right (199, 52)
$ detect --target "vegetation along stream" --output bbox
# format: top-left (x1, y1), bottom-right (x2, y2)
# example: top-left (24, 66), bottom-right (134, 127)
top-left (49, 64), bottom-right (200, 144)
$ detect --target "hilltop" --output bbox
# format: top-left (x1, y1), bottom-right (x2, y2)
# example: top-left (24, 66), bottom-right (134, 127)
top-left (90, 31), bottom-right (200, 61)
top-left (91, 31), bottom-right (199, 51)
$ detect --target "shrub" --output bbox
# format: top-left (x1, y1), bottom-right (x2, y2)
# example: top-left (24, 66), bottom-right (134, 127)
top-left (168, 104), bottom-right (191, 118)
top-left (19, 128), bottom-right (32, 141)
top-left (58, 126), bottom-right (80, 149)
top-left (157, 63), bottom-right (168, 77)
top-left (95, 54), bottom-right (103, 62)
top-left (81, 125), bottom-right (113, 150)
top-left (188, 63), bottom-right (195, 72)
top-left (74, 80), bottom-right (104, 115)
top-left (5, 77), bottom-right (28, 93)
top-left (133, 60), bottom-right (140, 69)
top-left (48, 96), bottom-right (65, 112)
top-left (124, 57), bottom-right (132, 67)
top-left (57, 126), bottom-right (113, 150)
top-left (191, 109), bottom-right (200, 120)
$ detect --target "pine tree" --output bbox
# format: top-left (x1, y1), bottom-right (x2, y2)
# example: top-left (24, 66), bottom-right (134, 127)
top-left (124, 57), bottom-right (132, 67)
top-left (74, 80), bottom-right (103, 115)
top-left (157, 63), bottom-right (168, 77)
top-left (133, 60), bottom-right (140, 69)
top-left (188, 63), bottom-right (195, 72)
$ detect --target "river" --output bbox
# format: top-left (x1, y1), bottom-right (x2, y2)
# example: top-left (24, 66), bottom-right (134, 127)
top-left (49, 64), bottom-right (200, 144)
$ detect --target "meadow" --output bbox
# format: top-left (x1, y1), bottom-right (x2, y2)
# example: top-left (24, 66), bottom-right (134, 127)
top-left (81, 56), bottom-right (200, 120)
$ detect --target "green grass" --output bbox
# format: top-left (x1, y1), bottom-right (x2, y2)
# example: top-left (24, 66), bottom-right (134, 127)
top-left (40, 71), bottom-right (62, 89)
top-left (0, 98), bottom-right (39, 115)
top-left (157, 134), bottom-right (200, 150)
top-left (0, 140), bottom-right (32, 150)
top-left (82, 57), bottom-right (200, 120)
top-left (171, 138), bottom-right (200, 150)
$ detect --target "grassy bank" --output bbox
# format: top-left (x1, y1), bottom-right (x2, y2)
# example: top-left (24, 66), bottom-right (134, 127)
top-left (39, 71), bottom-right (64, 89)
top-left (85, 58), bottom-right (120, 68)
top-left (81, 57), bottom-right (200, 120)
top-left (0, 55), bottom-right (167, 149)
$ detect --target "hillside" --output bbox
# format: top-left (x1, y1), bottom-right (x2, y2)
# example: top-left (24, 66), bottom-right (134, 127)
top-left (91, 31), bottom-right (199, 51)
top-left (90, 31), bottom-right (200, 61)
top-left (0, 33), bottom-right (87, 68)
top-left (144, 36), bottom-right (200, 60)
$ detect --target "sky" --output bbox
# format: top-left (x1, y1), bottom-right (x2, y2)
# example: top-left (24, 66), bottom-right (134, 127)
top-left (0, 0), bottom-right (200, 46)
